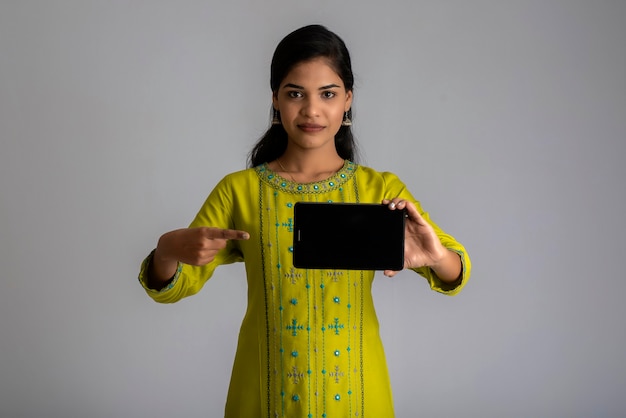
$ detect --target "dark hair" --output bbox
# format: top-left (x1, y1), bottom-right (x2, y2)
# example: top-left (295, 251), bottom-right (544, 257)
top-left (247, 25), bottom-right (358, 168)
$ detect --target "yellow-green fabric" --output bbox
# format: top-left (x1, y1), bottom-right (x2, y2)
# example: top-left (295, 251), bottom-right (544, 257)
top-left (139, 161), bottom-right (471, 418)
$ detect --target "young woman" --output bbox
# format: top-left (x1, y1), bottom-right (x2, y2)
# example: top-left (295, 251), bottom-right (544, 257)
top-left (139, 24), bottom-right (471, 418)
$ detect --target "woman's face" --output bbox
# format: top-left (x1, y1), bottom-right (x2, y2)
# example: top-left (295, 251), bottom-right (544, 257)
top-left (273, 57), bottom-right (352, 154)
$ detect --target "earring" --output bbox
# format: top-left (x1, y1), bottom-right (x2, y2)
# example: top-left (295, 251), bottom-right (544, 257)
top-left (341, 111), bottom-right (352, 127)
top-left (272, 109), bottom-right (281, 125)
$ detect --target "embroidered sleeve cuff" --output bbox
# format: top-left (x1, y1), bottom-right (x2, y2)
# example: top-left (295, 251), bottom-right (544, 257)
top-left (137, 250), bottom-right (182, 294)
top-left (412, 248), bottom-right (471, 296)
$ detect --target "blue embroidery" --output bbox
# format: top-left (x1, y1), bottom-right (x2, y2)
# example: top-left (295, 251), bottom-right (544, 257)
top-left (282, 218), bottom-right (294, 232)
top-left (286, 319), bottom-right (304, 336)
top-left (255, 161), bottom-right (356, 195)
top-left (328, 318), bottom-right (345, 335)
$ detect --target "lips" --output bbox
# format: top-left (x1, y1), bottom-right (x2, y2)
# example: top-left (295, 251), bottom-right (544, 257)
top-left (298, 123), bottom-right (325, 132)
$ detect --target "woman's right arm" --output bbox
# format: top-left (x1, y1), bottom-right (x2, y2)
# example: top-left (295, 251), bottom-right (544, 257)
top-left (146, 227), bottom-right (250, 290)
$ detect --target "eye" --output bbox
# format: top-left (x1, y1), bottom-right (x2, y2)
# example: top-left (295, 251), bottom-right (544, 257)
top-left (322, 91), bottom-right (336, 99)
top-left (287, 91), bottom-right (303, 99)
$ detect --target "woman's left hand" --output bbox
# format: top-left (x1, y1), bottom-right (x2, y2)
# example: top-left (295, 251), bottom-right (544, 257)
top-left (382, 198), bottom-right (449, 278)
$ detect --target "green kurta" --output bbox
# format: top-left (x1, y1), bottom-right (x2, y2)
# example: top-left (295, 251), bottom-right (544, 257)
top-left (139, 161), bottom-right (471, 418)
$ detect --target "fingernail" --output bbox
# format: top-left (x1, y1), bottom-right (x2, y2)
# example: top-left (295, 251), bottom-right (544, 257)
top-left (389, 202), bottom-right (396, 209)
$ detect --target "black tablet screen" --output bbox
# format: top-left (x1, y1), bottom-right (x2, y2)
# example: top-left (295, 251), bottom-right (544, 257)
top-left (293, 202), bottom-right (405, 270)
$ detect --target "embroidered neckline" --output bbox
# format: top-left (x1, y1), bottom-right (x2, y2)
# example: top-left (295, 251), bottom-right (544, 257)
top-left (256, 160), bottom-right (357, 194)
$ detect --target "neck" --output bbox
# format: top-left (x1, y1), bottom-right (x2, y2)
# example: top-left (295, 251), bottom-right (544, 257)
top-left (275, 150), bottom-right (345, 183)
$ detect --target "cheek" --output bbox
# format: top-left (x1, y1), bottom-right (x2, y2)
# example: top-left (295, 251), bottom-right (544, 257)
top-left (331, 107), bottom-right (345, 123)
top-left (279, 106), bottom-right (297, 120)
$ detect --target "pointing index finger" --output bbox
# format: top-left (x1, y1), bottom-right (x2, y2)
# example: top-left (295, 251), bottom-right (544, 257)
top-left (204, 227), bottom-right (250, 241)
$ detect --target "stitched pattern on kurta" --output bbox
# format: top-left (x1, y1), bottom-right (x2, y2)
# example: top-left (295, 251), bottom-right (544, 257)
top-left (254, 164), bottom-right (394, 417)
top-left (256, 160), bottom-right (356, 195)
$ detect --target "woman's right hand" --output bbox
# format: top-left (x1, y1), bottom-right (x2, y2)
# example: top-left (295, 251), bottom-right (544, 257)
top-left (149, 227), bottom-right (250, 287)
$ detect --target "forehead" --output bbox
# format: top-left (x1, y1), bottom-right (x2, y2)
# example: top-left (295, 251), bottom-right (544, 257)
top-left (280, 58), bottom-right (344, 88)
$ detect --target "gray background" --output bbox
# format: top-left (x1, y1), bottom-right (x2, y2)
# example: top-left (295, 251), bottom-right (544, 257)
top-left (1, 1), bottom-right (625, 417)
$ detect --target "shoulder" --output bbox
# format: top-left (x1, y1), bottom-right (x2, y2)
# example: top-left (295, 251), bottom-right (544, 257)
top-left (355, 164), bottom-right (405, 184)
top-left (214, 166), bottom-right (261, 188)
top-left (202, 167), bottom-right (260, 205)
top-left (354, 163), bottom-right (415, 201)
top-left (196, 167), bottom-right (260, 219)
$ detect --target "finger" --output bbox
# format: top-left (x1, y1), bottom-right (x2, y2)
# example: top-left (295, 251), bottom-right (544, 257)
top-left (202, 227), bottom-right (250, 241)
top-left (402, 202), bottom-right (429, 225)
top-left (386, 199), bottom-right (423, 223)
top-left (401, 200), bottom-right (417, 216)
top-left (384, 198), bottom-right (404, 210)
top-left (383, 269), bottom-right (398, 277)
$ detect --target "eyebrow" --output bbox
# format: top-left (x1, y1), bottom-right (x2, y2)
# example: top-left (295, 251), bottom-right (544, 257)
top-left (283, 83), bottom-right (342, 90)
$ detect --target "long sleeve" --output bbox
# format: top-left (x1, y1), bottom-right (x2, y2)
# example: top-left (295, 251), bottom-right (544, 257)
top-left (137, 174), bottom-right (246, 304)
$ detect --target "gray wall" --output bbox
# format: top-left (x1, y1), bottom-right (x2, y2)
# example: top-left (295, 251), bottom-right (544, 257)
top-left (1, 1), bottom-right (625, 417)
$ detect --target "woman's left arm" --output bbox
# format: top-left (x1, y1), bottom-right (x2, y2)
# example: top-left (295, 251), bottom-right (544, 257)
top-left (382, 198), bottom-right (462, 283)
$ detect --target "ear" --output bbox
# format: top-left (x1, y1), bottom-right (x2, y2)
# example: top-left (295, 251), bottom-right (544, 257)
top-left (272, 91), bottom-right (279, 110)
top-left (345, 90), bottom-right (353, 112)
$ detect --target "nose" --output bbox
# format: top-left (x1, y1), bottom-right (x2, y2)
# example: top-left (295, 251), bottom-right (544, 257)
top-left (300, 96), bottom-right (320, 117)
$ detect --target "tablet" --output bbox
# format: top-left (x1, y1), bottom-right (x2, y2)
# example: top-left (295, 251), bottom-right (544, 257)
top-left (293, 202), bottom-right (406, 271)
